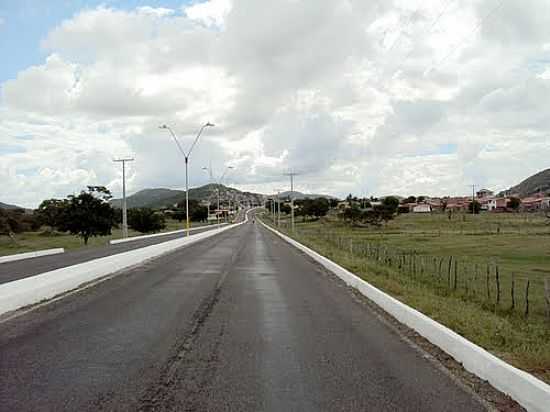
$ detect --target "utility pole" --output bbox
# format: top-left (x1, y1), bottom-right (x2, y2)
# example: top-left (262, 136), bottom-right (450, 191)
top-left (113, 158), bottom-right (134, 238)
top-left (277, 190), bottom-right (281, 227)
top-left (472, 185), bottom-right (475, 214)
top-left (284, 171), bottom-right (300, 232)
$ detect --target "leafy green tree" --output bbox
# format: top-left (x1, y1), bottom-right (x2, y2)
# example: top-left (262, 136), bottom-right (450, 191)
top-left (311, 198), bottom-right (329, 218)
top-left (191, 206), bottom-right (208, 222)
top-left (340, 204), bottom-right (362, 224)
top-left (36, 199), bottom-right (68, 230)
top-left (128, 208), bottom-right (166, 233)
top-left (382, 196), bottom-right (400, 214)
top-left (507, 197), bottom-right (521, 211)
top-left (63, 186), bottom-right (116, 244)
top-left (172, 209), bottom-right (186, 222)
top-left (468, 200), bottom-right (481, 214)
top-left (403, 196), bottom-right (416, 204)
top-left (280, 203), bottom-right (292, 214)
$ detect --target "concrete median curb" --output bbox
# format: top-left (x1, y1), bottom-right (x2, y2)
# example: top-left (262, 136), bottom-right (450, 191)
top-left (260, 220), bottom-right (550, 412)
top-left (0, 248), bottom-right (65, 264)
top-left (0, 214), bottom-right (249, 318)
top-left (109, 223), bottom-right (228, 244)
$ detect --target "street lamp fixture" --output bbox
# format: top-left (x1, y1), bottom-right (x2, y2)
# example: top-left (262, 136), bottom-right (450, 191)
top-left (159, 122), bottom-right (215, 236)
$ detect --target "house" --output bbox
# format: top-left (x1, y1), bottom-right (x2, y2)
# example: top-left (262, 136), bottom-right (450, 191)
top-left (483, 198), bottom-right (497, 211)
top-left (445, 197), bottom-right (470, 211)
top-left (476, 189), bottom-right (494, 199)
top-left (521, 196), bottom-right (550, 211)
top-left (427, 198), bottom-right (442, 211)
top-left (493, 197), bottom-right (509, 212)
top-left (412, 204), bottom-right (432, 213)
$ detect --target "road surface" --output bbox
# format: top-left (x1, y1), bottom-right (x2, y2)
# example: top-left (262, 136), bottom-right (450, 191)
top-left (0, 221), bottom-right (236, 285)
top-left (0, 219), bottom-right (485, 411)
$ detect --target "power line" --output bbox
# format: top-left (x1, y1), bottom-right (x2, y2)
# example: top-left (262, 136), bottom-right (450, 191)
top-left (386, 6), bottom-right (421, 53)
top-left (403, 0), bottom-right (456, 61)
top-left (424, 0), bottom-right (505, 76)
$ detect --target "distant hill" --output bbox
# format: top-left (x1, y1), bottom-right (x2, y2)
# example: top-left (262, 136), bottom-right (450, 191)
top-left (111, 184), bottom-right (265, 209)
top-left (500, 168), bottom-right (550, 198)
top-left (0, 201), bottom-right (23, 210)
top-left (276, 191), bottom-right (337, 200)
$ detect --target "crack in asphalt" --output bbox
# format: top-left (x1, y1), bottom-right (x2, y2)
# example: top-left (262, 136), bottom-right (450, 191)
top-left (136, 229), bottom-right (250, 411)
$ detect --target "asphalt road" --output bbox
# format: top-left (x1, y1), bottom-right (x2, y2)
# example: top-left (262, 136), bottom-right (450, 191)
top-left (0, 219), bottom-right (485, 411)
top-left (0, 222), bottom-right (233, 285)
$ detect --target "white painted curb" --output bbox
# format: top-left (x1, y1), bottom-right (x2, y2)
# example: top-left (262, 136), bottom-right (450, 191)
top-left (0, 213), bottom-right (250, 317)
top-left (0, 248), bottom-right (65, 264)
top-left (260, 221), bottom-right (550, 412)
top-left (109, 223), bottom-right (228, 244)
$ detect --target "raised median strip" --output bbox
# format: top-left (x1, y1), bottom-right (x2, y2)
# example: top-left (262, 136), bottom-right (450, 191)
top-left (0, 216), bottom-right (247, 318)
top-left (109, 223), bottom-right (228, 244)
top-left (260, 220), bottom-right (550, 412)
top-left (0, 248), bottom-right (65, 264)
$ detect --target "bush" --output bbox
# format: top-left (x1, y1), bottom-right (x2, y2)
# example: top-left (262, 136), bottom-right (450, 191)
top-left (128, 208), bottom-right (166, 233)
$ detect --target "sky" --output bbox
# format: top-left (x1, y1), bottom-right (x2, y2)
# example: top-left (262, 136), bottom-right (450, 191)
top-left (1, 0), bottom-right (550, 208)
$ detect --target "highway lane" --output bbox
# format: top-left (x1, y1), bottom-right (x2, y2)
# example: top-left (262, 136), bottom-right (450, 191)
top-left (0, 222), bottom-right (234, 285)
top-left (0, 219), bottom-right (485, 411)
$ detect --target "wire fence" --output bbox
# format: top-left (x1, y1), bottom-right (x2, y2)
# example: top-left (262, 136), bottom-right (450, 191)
top-left (265, 215), bottom-right (550, 324)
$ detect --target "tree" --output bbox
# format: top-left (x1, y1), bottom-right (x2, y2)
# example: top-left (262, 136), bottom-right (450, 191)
top-left (340, 204), bottom-right (362, 224)
top-left (382, 196), bottom-right (400, 214)
top-left (507, 197), bottom-right (521, 211)
top-left (311, 198), bottom-right (329, 218)
top-left (403, 196), bottom-right (416, 204)
top-left (280, 203), bottom-right (291, 214)
top-left (329, 198), bottom-right (339, 208)
top-left (63, 186), bottom-right (116, 244)
top-left (468, 200), bottom-right (481, 214)
top-left (191, 206), bottom-right (208, 222)
top-left (128, 208), bottom-right (166, 233)
top-left (172, 209), bottom-right (186, 222)
top-left (36, 199), bottom-right (68, 230)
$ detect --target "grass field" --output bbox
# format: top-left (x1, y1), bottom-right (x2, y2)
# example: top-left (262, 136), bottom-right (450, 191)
top-left (0, 219), bottom-right (210, 256)
top-left (262, 210), bottom-right (550, 383)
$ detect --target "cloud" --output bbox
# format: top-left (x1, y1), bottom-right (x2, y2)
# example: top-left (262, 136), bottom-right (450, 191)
top-left (2, 0), bottom-right (550, 207)
top-left (184, 0), bottom-right (232, 28)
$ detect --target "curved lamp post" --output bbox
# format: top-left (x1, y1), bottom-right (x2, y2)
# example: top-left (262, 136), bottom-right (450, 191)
top-left (159, 122), bottom-right (214, 236)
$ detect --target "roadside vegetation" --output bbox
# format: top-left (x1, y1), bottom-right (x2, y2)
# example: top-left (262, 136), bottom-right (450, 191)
top-left (0, 186), bottom-right (213, 256)
top-left (261, 206), bottom-right (550, 383)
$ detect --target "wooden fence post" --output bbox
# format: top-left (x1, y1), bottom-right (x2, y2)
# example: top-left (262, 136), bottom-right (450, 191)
top-left (524, 279), bottom-right (530, 318)
top-left (510, 273), bottom-right (515, 311)
top-left (495, 264), bottom-right (501, 305)
top-left (486, 264), bottom-right (491, 301)
top-left (545, 278), bottom-right (550, 322)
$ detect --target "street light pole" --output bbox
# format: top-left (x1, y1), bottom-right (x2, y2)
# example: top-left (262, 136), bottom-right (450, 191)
top-left (284, 171), bottom-right (299, 232)
top-left (160, 122), bottom-right (214, 236)
top-left (113, 157), bottom-right (134, 238)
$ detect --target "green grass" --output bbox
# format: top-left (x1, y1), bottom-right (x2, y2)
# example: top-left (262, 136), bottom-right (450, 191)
top-left (0, 219), bottom-right (211, 256)
top-left (262, 211), bottom-right (550, 383)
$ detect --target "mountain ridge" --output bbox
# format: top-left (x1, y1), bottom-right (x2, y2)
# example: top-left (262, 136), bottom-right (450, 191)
top-left (500, 168), bottom-right (550, 198)
top-left (111, 184), bottom-right (265, 209)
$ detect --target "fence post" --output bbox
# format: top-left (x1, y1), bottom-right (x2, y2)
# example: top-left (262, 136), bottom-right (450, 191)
top-left (510, 273), bottom-right (515, 311)
top-left (486, 264), bottom-right (491, 301)
top-left (524, 279), bottom-right (530, 318)
top-left (545, 278), bottom-right (550, 322)
top-left (495, 264), bottom-right (501, 305)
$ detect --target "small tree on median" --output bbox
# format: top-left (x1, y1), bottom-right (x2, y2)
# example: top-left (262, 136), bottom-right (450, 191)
top-left (63, 186), bottom-right (116, 245)
top-left (128, 208), bottom-right (166, 233)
